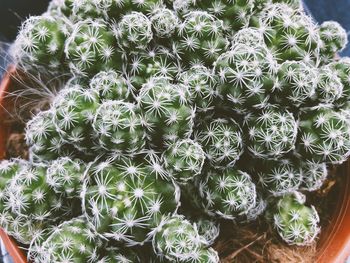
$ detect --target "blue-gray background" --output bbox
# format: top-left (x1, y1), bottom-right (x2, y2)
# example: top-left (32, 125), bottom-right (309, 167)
top-left (0, 0), bottom-right (349, 262)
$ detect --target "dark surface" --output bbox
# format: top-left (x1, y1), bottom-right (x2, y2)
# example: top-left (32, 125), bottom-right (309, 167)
top-left (0, 0), bottom-right (49, 41)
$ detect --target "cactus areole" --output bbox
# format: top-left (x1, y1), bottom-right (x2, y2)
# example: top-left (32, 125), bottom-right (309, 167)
top-left (1, 0), bottom-right (350, 261)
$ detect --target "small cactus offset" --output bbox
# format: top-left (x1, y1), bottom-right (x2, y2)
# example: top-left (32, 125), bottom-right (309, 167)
top-left (245, 109), bottom-right (298, 159)
top-left (153, 215), bottom-right (219, 262)
top-left (82, 156), bottom-right (180, 245)
top-left (4, 0), bottom-right (350, 260)
top-left (195, 118), bottom-right (244, 168)
top-left (271, 192), bottom-right (320, 246)
top-left (198, 168), bottom-right (257, 220)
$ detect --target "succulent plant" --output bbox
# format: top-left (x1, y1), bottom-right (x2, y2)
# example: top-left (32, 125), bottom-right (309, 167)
top-left (52, 82), bottom-right (100, 153)
top-left (138, 77), bottom-right (195, 147)
top-left (297, 106), bottom-right (350, 164)
top-left (195, 118), bottom-right (244, 168)
top-left (26, 110), bottom-right (75, 161)
top-left (163, 139), bottom-right (205, 184)
top-left (178, 65), bottom-right (218, 114)
top-left (319, 21), bottom-right (348, 64)
top-left (313, 65), bottom-right (343, 104)
top-left (90, 69), bottom-right (131, 101)
top-left (92, 100), bottom-right (146, 156)
top-left (257, 159), bottom-right (303, 196)
top-left (39, 217), bottom-right (102, 262)
top-left (299, 161), bottom-right (328, 192)
top-left (98, 247), bottom-right (140, 263)
top-left (153, 215), bottom-right (219, 262)
top-left (275, 61), bottom-right (317, 107)
top-left (65, 19), bottom-right (122, 76)
top-left (245, 108), bottom-right (298, 159)
top-left (176, 11), bottom-right (228, 66)
top-left (7, 164), bottom-right (64, 221)
top-left (271, 192), bottom-right (320, 246)
top-left (215, 43), bottom-right (277, 112)
top-left (329, 58), bottom-right (350, 106)
top-left (46, 157), bottom-right (86, 199)
top-left (114, 12), bottom-right (153, 51)
top-left (151, 7), bottom-right (179, 38)
top-left (258, 3), bottom-right (321, 64)
top-left (198, 168), bottom-right (257, 220)
top-left (82, 156), bottom-right (180, 245)
top-left (12, 14), bottom-right (71, 71)
top-left (194, 217), bottom-right (220, 246)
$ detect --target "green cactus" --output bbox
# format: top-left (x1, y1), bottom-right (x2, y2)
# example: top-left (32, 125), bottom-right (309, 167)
top-left (47, 157), bottom-right (86, 199)
top-left (329, 58), bottom-right (350, 107)
top-left (92, 100), bottom-right (146, 156)
top-left (271, 192), bottom-right (320, 246)
top-left (215, 43), bottom-right (277, 112)
top-left (153, 215), bottom-right (219, 262)
top-left (12, 14), bottom-right (71, 72)
top-left (65, 19), bottom-right (122, 76)
top-left (39, 217), bottom-right (102, 262)
top-left (313, 66), bottom-right (343, 104)
top-left (126, 46), bottom-right (181, 90)
top-left (98, 247), bottom-right (140, 263)
top-left (162, 139), bottom-right (205, 184)
top-left (52, 82), bottom-right (100, 154)
top-left (90, 69), bottom-right (131, 101)
top-left (195, 118), bottom-right (244, 168)
top-left (198, 0), bottom-right (255, 32)
top-left (176, 11), bottom-right (228, 66)
top-left (114, 12), bottom-right (153, 51)
top-left (245, 108), bottom-right (298, 159)
top-left (151, 7), bottom-right (179, 38)
top-left (299, 161), bottom-right (328, 192)
top-left (82, 155), bottom-right (180, 245)
top-left (178, 65), bottom-right (218, 114)
top-left (137, 77), bottom-right (195, 147)
top-left (26, 110), bottom-right (76, 161)
top-left (297, 106), bottom-right (350, 164)
top-left (194, 218), bottom-right (220, 246)
top-left (198, 168), bottom-right (257, 220)
top-left (257, 159), bottom-right (303, 196)
top-left (319, 21), bottom-right (348, 64)
top-left (274, 61), bottom-right (317, 107)
top-left (258, 3), bottom-right (321, 64)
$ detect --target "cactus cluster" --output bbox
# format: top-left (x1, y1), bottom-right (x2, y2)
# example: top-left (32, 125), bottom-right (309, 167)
top-left (3, 0), bottom-right (350, 261)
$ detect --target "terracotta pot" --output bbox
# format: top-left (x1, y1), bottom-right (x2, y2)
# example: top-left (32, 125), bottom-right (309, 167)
top-left (0, 68), bottom-right (350, 263)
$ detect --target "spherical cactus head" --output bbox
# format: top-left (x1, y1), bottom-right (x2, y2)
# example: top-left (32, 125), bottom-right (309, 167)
top-left (329, 58), bottom-right (350, 105)
top-left (151, 7), bottom-right (179, 38)
top-left (297, 106), bottom-right (350, 164)
top-left (245, 108), bottom-right (298, 159)
top-left (114, 12), bottom-right (153, 50)
top-left (162, 139), bottom-right (205, 184)
top-left (299, 161), bottom-right (328, 192)
top-left (314, 66), bottom-right (343, 104)
top-left (90, 69), bottom-right (131, 101)
top-left (137, 77), bottom-right (195, 147)
top-left (92, 100), bottom-right (146, 156)
top-left (52, 84), bottom-right (100, 153)
top-left (195, 118), bottom-right (244, 168)
top-left (257, 159), bottom-right (303, 196)
top-left (275, 61), bottom-right (317, 107)
top-left (82, 156), bottom-right (180, 245)
top-left (198, 168), bottom-right (257, 220)
top-left (12, 13), bottom-right (71, 72)
top-left (319, 21), bottom-right (348, 62)
top-left (215, 44), bottom-right (277, 112)
top-left (152, 215), bottom-right (208, 262)
top-left (272, 192), bottom-right (320, 246)
top-left (65, 19), bottom-right (122, 76)
top-left (177, 11), bottom-right (228, 65)
top-left (178, 65), bottom-right (218, 114)
top-left (46, 157), bottom-right (86, 199)
top-left (194, 218), bottom-right (220, 246)
top-left (7, 164), bottom-right (62, 222)
top-left (40, 217), bottom-right (102, 262)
